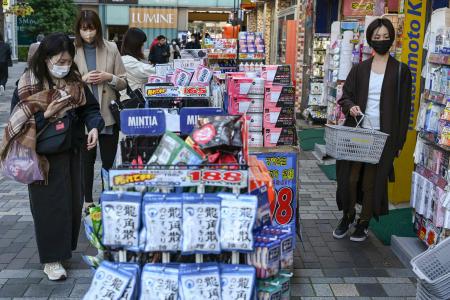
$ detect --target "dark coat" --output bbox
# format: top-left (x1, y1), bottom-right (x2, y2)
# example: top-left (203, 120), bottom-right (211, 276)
top-left (336, 56), bottom-right (412, 218)
top-left (149, 43), bottom-right (170, 64)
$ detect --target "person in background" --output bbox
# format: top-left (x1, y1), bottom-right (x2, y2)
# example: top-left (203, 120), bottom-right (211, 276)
top-left (73, 10), bottom-right (127, 208)
top-left (0, 34), bottom-right (12, 96)
top-left (170, 38), bottom-right (181, 61)
top-left (185, 33), bottom-right (201, 49)
top-left (27, 33), bottom-right (45, 64)
top-left (333, 18), bottom-right (412, 242)
top-left (3, 33), bottom-right (104, 280)
top-left (148, 35), bottom-right (170, 65)
top-left (120, 28), bottom-right (155, 99)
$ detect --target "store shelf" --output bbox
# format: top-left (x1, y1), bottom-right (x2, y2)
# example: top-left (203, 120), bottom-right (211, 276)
top-left (428, 53), bottom-right (450, 65)
top-left (208, 53), bottom-right (237, 60)
top-left (419, 130), bottom-right (450, 152)
top-left (415, 164), bottom-right (448, 189)
top-left (423, 90), bottom-right (448, 106)
top-left (238, 53), bottom-right (266, 60)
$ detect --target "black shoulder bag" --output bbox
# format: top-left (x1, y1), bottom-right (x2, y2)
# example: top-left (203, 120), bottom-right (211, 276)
top-left (36, 111), bottom-right (74, 155)
top-left (109, 84), bottom-right (146, 130)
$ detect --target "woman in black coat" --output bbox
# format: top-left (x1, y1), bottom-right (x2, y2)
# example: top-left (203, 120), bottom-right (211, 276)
top-left (9, 33), bottom-right (104, 280)
top-left (333, 18), bottom-right (412, 242)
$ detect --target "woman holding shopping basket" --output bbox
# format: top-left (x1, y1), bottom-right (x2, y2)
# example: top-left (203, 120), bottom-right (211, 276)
top-left (332, 18), bottom-right (412, 242)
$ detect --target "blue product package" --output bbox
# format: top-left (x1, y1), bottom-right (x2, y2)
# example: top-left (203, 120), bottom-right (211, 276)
top-left (179, 263), bottom-right (221, 300)
top-left (182, 193), bottom-right (221, 254)
top-left (140, 263), bottom-right (179, 300)
top-left (279, 233), bottom-right (294, 270)
top-left (250, 185), bottom-right (271, 231)
top-left (117, 263), bottom-right (140, 300)
top-left (220, 264), bottom-right (255, 300)
top-left (142, 193), bottom-right (182, 252)
top-left (218, 193), bottom-right (257, 252)
top-left (83, 261), bottom-right (133, 300)
top-left (101, 191), bottom-right (142, 251)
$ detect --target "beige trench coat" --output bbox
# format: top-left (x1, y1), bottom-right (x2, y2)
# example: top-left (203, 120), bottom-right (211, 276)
top-left (74, 39), bottom-right (127, 127)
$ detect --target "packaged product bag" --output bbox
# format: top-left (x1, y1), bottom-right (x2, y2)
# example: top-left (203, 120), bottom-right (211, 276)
top-left (140, 263), bottom-right (179, 300)
top-left (101, 191), bottom-right (142, 251)
top-left (220, 264), bottom-right (255, 300)
top-left (218, 193), bottom-right (257, 252)
top-left (83, 261), bottom-right (133, 300)
top-left (142, 193), bottom-right (182, 252)
top-left (179, 263), bottom-right (222, 300)
top-left (182, 193), bottom-right (221, 254)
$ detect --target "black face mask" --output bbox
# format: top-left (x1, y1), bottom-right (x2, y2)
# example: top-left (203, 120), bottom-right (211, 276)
top-left (370, 40), bottom-right (392, 55)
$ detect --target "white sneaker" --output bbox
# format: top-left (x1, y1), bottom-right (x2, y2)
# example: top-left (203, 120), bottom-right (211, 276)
top-left (0, 85), bottom-right (4, 96)
top-left (44, 262), bottom-right (67, 281)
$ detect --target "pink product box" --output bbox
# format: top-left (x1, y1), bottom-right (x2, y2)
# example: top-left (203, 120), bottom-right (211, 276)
top-left (190, 65), bottom-right (213, 86)
top-left (248, 113), bottom-right (263, 132)
top-left (264, 127), bottom-right (296, 147)
top-left (247, 47), bottom-right (256, 53)
top-left (229, 78), bottom-right (264, 98)
top-left (262, 65), bottom-right (291, 86)
top-left (248, 131), bottom-right (264, 147)
top-left (171, 68), bottom-right (194, 87)
top-left (264, 107), bottom-right (295, 129)
top-left (229, 95), bottom-right (264, 114)
top-left (148, 75), bottom-right (166, 83)
top-left (264, 85), bottom-right (295, 109)
top-left (256, 46), bottom-right (265, 53)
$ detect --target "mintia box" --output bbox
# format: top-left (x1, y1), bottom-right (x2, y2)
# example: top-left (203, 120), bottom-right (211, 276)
top-left (264, 107), bottom-right (295, 128)
top-left (264, 127), bottom-right (297, 147)
top-left (228, 77), bottom-right (265, 98)
top-left (229, 95), bottom-right (264, 115)
top-left (248, 131), bottom-right (264, 147)
top-left (248, 113), bottom-right (263, 132)
top-left (264, 84), bottom-right (295, 109)
top-left (144, 85), bottom-right (210, 98)
top-left (262, 65), bottom-right (291, 85)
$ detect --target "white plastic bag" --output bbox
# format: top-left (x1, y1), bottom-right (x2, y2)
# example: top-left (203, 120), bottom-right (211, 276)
top-left (1, 141), bottom-right (43, 184)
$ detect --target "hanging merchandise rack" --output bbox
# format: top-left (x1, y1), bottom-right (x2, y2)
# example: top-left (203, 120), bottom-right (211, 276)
top-left (81, 58), bottom-right (296, 298)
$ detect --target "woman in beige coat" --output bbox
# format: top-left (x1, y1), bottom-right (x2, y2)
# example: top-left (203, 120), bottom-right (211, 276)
top-left (73, 10), bottom-right (127, 206)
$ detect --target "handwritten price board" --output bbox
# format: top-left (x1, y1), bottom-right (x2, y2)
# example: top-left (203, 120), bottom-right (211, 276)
top-left (255, 151), bottom-right (297, 227)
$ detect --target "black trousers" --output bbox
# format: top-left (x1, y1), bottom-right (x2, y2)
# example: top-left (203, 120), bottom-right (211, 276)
top-left (82, 125), bottom-right (119, 203)
top-left (28, 149), bottom-right (83, 264)
top-left (0, 64), bottom-right (8, 87)
top-left (345, 162), bottom-right (377, 224)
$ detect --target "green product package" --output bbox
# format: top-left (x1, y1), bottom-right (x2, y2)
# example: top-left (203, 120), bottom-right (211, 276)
top-left (148, 131), bottom-right (203, 165)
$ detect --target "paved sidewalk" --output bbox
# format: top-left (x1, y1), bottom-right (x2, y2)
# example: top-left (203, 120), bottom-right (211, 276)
top-left (0, 63), bottom-right (418, 299)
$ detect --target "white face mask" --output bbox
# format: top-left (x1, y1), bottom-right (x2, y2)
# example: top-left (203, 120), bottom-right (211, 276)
top-left (49, 60), bottom-right (71, 78)
top-left (80, 29), bottom-right (97, 44)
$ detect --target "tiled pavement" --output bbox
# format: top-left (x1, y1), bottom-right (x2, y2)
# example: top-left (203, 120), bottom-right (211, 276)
top-left (0, 63), bottom-right (418, 299)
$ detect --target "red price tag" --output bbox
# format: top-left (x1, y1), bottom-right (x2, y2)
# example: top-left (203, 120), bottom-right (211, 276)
top-left (274, 187), bottom-right (294, 225)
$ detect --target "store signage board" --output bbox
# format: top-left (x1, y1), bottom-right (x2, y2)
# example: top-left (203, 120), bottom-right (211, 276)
top-left (120, 109), bottom-right (166, 136)
top-left (179, 108), bottom-right (225, 134)
top-left (389, 0), bottom-right (427, 204)
top-left (129, 7), bottom-right (177, 29)
top-left (105, 0), bottom-right (137, 4)
top-left (341, 0), bottom-right (375, 16)
top-left (109, 169), bottom-right (248, 188)
top-left (255, 152), bottom-right (297, 228)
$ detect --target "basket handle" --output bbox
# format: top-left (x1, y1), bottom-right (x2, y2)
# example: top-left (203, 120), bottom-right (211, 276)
top-left (354, 113), bottom-right (375, 132)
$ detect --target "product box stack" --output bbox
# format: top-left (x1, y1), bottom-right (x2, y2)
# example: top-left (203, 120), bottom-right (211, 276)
top-left (262, 65), bottom-right (297, 147)
top-left (226, 73), bottom-right (266, 147)
top-left (239, 31), bottom-right (265, 54)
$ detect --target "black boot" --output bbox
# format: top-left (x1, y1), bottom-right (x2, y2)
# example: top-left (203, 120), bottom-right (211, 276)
top-left (333, 213), bottom-right (355, 239)
top-left (350, 220), bottom-right (369, 242)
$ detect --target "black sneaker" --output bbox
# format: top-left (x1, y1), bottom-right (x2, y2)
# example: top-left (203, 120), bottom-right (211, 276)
top-left (332, 214), bottom-right (355, 239)
top-left (350, 222), bottom-right (369, 242)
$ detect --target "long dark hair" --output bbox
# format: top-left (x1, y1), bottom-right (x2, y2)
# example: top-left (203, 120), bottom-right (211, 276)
top-left (121, 28), bottom-right (147, 60)
top-left (29, 33), bottom-right (81, 89)
top-left (74, 10), bottom-right (104, 47)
